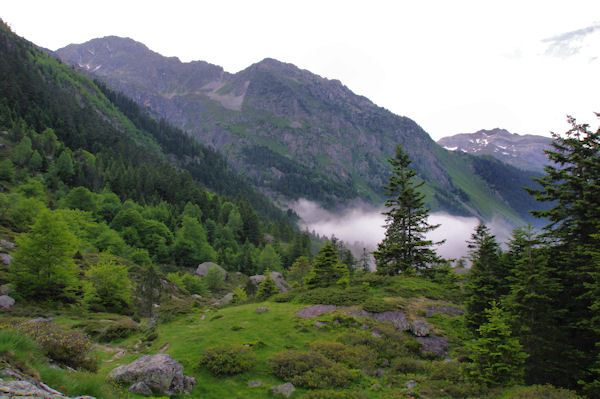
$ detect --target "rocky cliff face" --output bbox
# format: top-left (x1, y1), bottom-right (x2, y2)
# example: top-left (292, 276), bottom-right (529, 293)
top-left (438, 128), bottom-right (552, 172)
top-left (56, 38), bottom-right (544, 223)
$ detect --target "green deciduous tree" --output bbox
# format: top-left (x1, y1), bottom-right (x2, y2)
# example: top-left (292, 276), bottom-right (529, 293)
top-left (464, 301), bottom-right (528, 387)
top-left (305, 241), bottom-right (349, 289)
top-left (83, 253), bottom-right (132, 313)
top-left (10, 210), bottom-right (79, 301)
top-left (257, 243), bottom-right (282, 273)
top-left (374, 144), bottom-right (442, 275)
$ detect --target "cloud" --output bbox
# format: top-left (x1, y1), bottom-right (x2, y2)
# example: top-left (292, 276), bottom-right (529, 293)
top-left (290, 199), bottom-right (516, 262)
top-left (543, 23), bottom-right (600, 59)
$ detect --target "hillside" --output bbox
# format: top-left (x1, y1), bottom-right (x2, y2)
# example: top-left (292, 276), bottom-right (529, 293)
top-left (56, 37), bottom-right (545, 224)
top-left (438, 128), bottom-right (553, 173)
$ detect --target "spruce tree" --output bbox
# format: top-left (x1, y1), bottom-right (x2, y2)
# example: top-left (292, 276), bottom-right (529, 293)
top-left (464, 301), bottom-right (528, 387)
top-left (305, 241), bottom-right (349, 289)
top-left (526, 116), bottom-right (600, 391)
top-left (464, 223), bottom-right (505, 332)
top-left (374, 144), bottom-right (442, 275)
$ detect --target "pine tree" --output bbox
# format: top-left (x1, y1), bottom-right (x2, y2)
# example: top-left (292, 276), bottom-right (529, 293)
top-left (464, 301), bottom-right (528, 387)
top-left (464, 223), bottom-right (506, 332)
top-left (374, 144), bottom-right (442, 275)
top-left (305, 241), bottom-right (349, 289)
top-left (526, 116), bottom-right (600, 390)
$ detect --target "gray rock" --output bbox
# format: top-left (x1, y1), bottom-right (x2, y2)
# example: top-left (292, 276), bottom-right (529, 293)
top-left (217, 292), bottom-right (233, 305)
top-left (406, 380), bottom-right (417, 389)
top-left (249, 272), bottom-right (290, 293)
top-left (191, 294), bottom-right (203, 300)
top-left (129, 381), bottom-right (152, 396)
top-left (0, 239), bottom-right (14, 249)
top-left (0, 253), bottom-right (12, 265)
top-left (271, 382), bottom-right (295, 397)
top-left (295, 304), bottom-right (336, 318)
top-left (254, 306), bottom-right (268, 313)
top-left (373, 368), bottom-right (386, 377)
top-left (409, 319), bottom-right (430, 337)
top-left (195, 262), bottom-right (227, 279)
top-left (248, 380), bottom-right (263, 387)
top-left (0, 295), bottom-right (15, 309)
top-left (371, 330), bottom-right (382, 338)
top-left (347, 309), bottom-right (410, 331)
top-left (107, 354), bottom-right (195, 396)
top-left (314, 321), bottom-right (328, 327)
top-left (183, 376), bottom-right (196, 394)
top-left (416, 335), bottom-right (449, 357)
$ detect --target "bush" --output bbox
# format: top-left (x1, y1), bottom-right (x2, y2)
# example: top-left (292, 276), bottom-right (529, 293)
top-left (429, 360), bottom-right (462, 382)
top-left (499, 384), bottom-right (582, 399)
top-left (352, 273), bottom-right (388, 287)
top-left (205, 266), bottom-right (224, 292)
top-left (201, 345), bottom-right (256, 376)
top-left (295, 286), bottom-right (368, 306)
top-left (309, 341), bottom-right (377, 371)
top-left (361, 297), bottom-right (396, 313)
top-left (157, 298), bottom-right (195, 322)
top-left (272, 291), bottom-right (297, 303)
top-left (82, 319), bottom-right (140, 342)
top-left (16, 321), bottom-right (95, 370)
top-left (269, 350), bottom-right (359, 389)
top-left (232, 286), bottom-right (247, 304)
top-left (390, 357), bottom-right (428, 374)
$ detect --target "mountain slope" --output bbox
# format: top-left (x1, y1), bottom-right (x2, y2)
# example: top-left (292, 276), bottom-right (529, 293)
top-left (56, 37), bottom-right (545, 223)
top-left (438, 128), bottom-right (552, 172)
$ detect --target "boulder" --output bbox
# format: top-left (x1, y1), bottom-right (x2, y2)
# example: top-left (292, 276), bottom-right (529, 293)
top-left (0, 295), bottom-right (15, 309)
top-left (249, 272), bottom-right (290, 293)
top-left (416, 335), bottom-right (449, 357)
top-left (217, 292), bottom-right (233, 305)
top-left (409, 319), bottom-right (430, 337)
top-left (0, 239), bottom-right (14, 249)
top-left (295, 304), bottom-right (336, 318)
top-left (195, 262), bottom-right (227, 279)
top-left (271, 382), bottom-right (295, 397)
top-left (0, 253), bottom-right (12, 265)
top-left (129, 381), bottom-right (152, 396)
top-left (248, 380), bottom-right (263, 387)
top-left (347, 309), bottom-right (410, 331)
top-left (254, 306), bottom-right (268, 313)
top-left (107, 354), bottom-right (195, 396)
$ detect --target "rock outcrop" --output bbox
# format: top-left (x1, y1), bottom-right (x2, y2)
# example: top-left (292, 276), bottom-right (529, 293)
top-left (107, 354), bottom-right (195, 396)
top-left (195, 262), bottom-right (227, 279)
top-left (249, 272), bottom-right (290, 293)
top-left (0, 295), bottom-right (15, 310)
top-left (0, 365), bottom-right (95, 398)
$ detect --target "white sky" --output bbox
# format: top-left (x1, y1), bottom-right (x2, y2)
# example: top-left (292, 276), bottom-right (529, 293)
top-left (3, 0), bottom-right (600, 140)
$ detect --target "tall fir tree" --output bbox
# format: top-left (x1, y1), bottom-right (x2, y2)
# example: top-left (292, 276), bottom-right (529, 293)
top-left (464, 223), bottom-right (506, 332)
top-left (503, 225), bottom-right (562, 384)
top-left (374, 144), bottom-right (442, 275)
top-left (527, 116), bottom-right (600, 392)
top-left (305, 241), bottom-right (349, 289)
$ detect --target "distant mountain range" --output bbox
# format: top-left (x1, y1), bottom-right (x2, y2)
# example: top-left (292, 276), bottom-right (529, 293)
top-left (56, 37), bottom-right (546, 224)
top-left (438, 128), bottom-right (552, 172)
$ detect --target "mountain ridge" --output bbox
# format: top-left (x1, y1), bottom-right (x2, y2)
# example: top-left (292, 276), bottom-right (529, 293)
top-left (56, 36), bottom-right (545, 224)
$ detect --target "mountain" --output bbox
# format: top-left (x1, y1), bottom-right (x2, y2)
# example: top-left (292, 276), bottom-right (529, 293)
top-left (56, 37), bottom-right (545, 224)
top-left (437, 128), bottom-right (553, 172)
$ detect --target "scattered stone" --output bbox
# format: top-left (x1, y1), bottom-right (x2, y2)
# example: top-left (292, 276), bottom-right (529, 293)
top-left (380, 358), bottom-right (390, 367)
top-left (200, 314), bottom-right (206, 320)
top-left (271, 382), bottom-right (295, 397)
top-left (314, 321), bottom-right (329, 327)
top-left (0, 366), bottom-right (95, 398)
top-left (416, 335), bottom-right (449, 357)
top-left (195, 262), bottom-right (228, 279)
top-left (106, 354), bottom-right (195, 396)
top-left (373, 368), bottom-right (386, 377)
top-left (191, 294), bottom-right (203, 300)
top-left (254, 306), bottom-right (268, 313)
top-left (347, 309), bottom-right (410, 331)
top-left (129, 381), bottom-right (153, 396)
top-left (0, 295), bottom-right (15, 309)
top-left (158, 342), bottom-right (169, 353)
top-left (248, 380), bottom-right (263, 387)
top-left (27, 317), bottom-right (52, 323)
top-left (295, 304), bottom-right (336, 318)
top-left (360, 324), bottom-right (368, 330)
top-left (405, 380), bottom-right (417, 389)
top-left (217, 293), bottom-right (233, 305)
top-left (0, 239), bottom-right (14, 250)
top-left (409, 319), bottom-right (430, 337)
top-left (0, 253), bottom-right (12, 265)
top-left (371, 330), bottom-right (382, 338)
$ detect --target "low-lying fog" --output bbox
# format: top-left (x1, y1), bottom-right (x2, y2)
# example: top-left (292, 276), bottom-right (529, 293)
top-left (291, 199), bottom-right (513, 263)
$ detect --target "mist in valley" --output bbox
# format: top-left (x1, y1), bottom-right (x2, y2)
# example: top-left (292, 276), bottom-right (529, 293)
top-left (291, 199), bottom-right (514, 265)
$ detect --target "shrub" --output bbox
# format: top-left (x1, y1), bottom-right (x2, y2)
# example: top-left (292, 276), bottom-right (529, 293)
top-left (361, 297), bottom-right (396, 313)
top-left (16, 321), bottom-right (95, 370)
top-left (500, 384), bottom-right (582, 399)
top-left (269, 350), bottom-right (359, 389)
top-left (182, 273), bottom-right (207, 296)
top-left (429, 360), bottom-right (462, 382)
top-left (309, 341), bottom-right (377, 371)
top-left (205, 266), bottom-right (224, 292)
top-left (390, 357), bottom-right (428, 374)
top-left (157, 298), bottom-right (194, 322)
top-left (295, 286), bottom-right (368, 306)
top-left (82, 319), bottom-right (140, 342)
top-left (232, 286), bottom-right (247, 304)
top-left (352, 273), bottom-right (389, 287)
top-left (272, 291), bottom-right (297, 303)
top-left (201, 345), bottom-right (256, 376)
